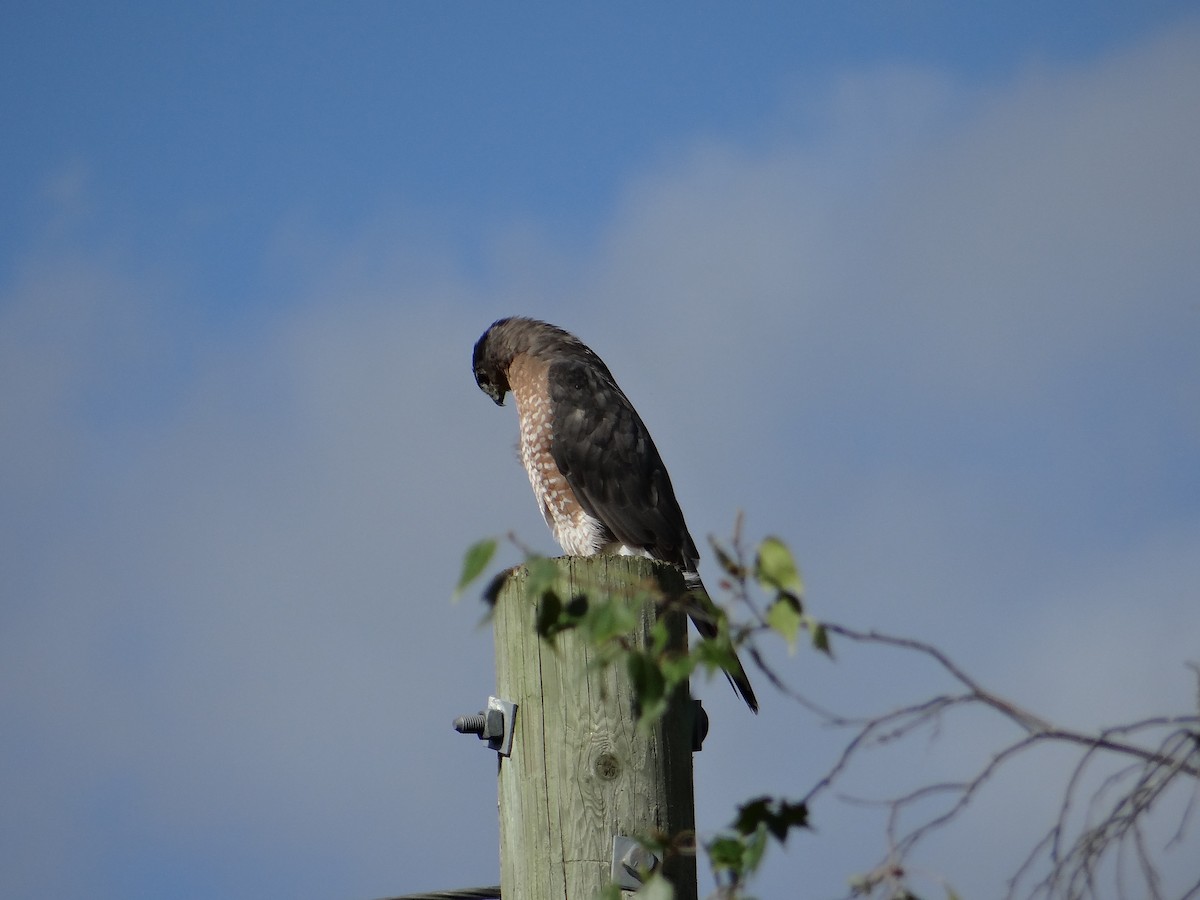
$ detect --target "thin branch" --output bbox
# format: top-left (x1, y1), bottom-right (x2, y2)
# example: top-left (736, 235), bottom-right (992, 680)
top-left (707, 532), bottom-right (1200, 899)
top-left (786, 621), bottom-right (1199, 899)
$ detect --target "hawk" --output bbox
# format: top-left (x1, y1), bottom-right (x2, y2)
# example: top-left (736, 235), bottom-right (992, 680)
top-left (473, 316), bottom-right (758, 713)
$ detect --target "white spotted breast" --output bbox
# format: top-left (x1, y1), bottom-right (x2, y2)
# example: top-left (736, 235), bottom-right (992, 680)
top-left (507, 352), bottom-right (608, 556)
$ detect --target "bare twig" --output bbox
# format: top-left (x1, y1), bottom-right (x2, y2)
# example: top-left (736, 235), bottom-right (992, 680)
top-left (709, 533), bottom-right (1200, 899)
top-left (775, 621), bottom-right (1199, 899)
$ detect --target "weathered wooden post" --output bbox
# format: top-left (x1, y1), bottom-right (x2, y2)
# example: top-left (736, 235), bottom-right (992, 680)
top-left (493, 555), bottom-right (698, 900)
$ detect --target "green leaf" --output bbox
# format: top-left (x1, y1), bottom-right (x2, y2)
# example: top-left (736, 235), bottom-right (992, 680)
top-left (579, 594), bottom-right (638, 645)
top-left (707, 823), bottom-right (770, 882)
top-left (809, 618), bottom-right (833, 657)
top-left (523, 555), bottom-right (561, 602)
top-left (535, 591), bottom-right (563, 638)
top-left (733, 796), bottom-right (809, 845)
top-left (454, 538), bottom-right (497, 599)
top-left (711, 538), bottom-right (747, 580)
top-left (733, 797), bottom-right (772, 835)
top-left (627, 652), bottom-right (665, 705)
top-left (707, 835), bottom-right (747, 869)
top-left (685, 588), bottom-right (728, 635)
top-left (766, 596), bottom-right (803, 653)
top-left (694, 633), bottom-right (739, 678)
top-left (768, 799), bottom-right (809, 843)
top-left (659, 651), bottom-right (697, 687)
top-left (476, 568), bottom-right (512, 624)
top-left (648, 618), bottom-right (671, 655)
top-left (639, 873), bottom-right (674, 900)
top-left (742, 822), bottom-right (768, 872)
top-left (754, 536), bottom-right (804, 606)
top-left (628, 651), bottom-right (669, 731)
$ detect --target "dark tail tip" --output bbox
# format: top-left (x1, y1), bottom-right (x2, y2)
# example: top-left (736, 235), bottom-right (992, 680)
top-left (726, 669), bottom-right (759, 714)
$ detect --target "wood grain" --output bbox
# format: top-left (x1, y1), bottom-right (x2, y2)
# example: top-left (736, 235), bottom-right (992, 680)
top-left (494, 555), bottom-right (697, 900)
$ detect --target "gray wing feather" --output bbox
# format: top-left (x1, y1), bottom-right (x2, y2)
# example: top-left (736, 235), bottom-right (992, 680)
top-left (546, 353), bottom-right (760, 713)
top-left (547, 357), bottom-right (698, 570)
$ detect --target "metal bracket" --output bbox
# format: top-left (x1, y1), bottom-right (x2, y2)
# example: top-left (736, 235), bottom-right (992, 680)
top-left (485, 696), bottom-right (516, 757)
top-left (611, 835), bottom-right (661, 890)
top-left (691, 696), bottom-right (709, 752)
top-left (453, 695), bottom-right (517, 758)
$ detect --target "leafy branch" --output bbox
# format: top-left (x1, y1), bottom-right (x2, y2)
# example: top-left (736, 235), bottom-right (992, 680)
top-left (454, 529), bottom-right (1200, 899)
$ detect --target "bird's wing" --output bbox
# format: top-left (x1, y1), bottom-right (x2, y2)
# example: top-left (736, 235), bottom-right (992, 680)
top-left (547, 353), bottom-right (760, 714)
top-left (546, 356), bottom-right (698, 570)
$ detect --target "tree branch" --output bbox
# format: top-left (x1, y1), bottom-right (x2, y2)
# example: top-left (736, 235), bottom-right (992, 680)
top-left (779, 621), bottom-right (1200, 899)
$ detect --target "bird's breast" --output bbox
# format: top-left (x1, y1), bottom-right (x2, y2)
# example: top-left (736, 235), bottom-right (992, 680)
top-left (508, 354), bottom-right (606, 556)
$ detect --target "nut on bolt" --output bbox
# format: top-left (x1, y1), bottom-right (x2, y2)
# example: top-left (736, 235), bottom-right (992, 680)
top-left (622, 843), bottom-right (660, 878)
top-left (453, 696), bottom-right (516, 757)
top-left (612, 835), bottom-right (661, 890)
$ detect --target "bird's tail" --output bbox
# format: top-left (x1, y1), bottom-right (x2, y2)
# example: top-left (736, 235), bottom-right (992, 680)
top-left (684, 572), bottom-right (759, 714)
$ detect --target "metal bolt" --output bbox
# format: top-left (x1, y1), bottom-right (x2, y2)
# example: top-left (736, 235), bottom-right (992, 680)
top-left (453, 712), bottom-right (487, 736)
top-left (621, 844), bottom-right (660, 879)
top-left (453, 708), bottom-right (504, 738)
top-left (453, 697), bottom-right (517, 757)
top-left (483, 708), bottom-right (504, 740)
top-left (612, 835), bottom-right (661, 890)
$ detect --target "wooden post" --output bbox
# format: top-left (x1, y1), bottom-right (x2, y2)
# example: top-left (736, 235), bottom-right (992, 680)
top-left (494, 555), bottom-right (698, 900)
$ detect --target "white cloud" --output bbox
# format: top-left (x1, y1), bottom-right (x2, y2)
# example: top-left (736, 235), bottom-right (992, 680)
top-left (3, 16), bottom-right (1199, 900)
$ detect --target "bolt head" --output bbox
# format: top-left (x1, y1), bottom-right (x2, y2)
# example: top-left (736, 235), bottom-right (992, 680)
top-left (622, 845), bottom-right (659, 877)
top-left (483, 708), bottom-right (504, 739)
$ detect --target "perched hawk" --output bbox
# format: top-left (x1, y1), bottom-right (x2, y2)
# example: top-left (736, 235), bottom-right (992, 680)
top-left (473, 316), bottom-right (758, 713)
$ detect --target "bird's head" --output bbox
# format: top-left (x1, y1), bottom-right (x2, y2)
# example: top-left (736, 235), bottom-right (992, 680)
top-left (472, 319), bottom-right (513, 406)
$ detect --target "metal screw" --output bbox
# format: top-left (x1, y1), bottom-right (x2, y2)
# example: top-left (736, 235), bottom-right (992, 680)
top-left (453, 696), bottom-right (517, 757)
top-left (612, 835), bottom-right (661, 890)
top-left (621, 844), bottom-right (660, 879)
top-left (453, 708), bottom-right (504, 739)
top-left (454, 713), bottom-right (486, 736)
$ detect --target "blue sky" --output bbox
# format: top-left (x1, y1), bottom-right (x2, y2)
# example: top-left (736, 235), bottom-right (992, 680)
top-left (3, 4), bottom-right (1199, 899)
